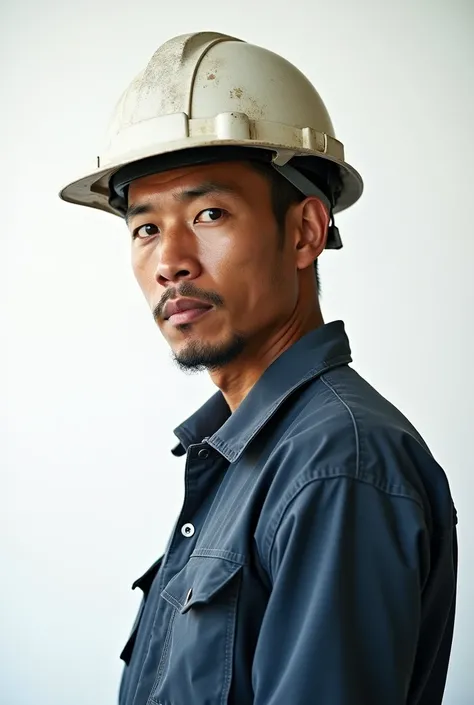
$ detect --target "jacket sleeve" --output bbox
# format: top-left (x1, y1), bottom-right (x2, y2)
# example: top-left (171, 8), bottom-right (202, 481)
top-left (252, 474), bottom-right (429, 705)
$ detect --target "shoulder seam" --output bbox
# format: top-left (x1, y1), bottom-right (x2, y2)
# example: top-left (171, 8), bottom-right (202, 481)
top-left (320, 374), bottom-right (360, 476)
top-left (265, 473), bottom-right (426, 576)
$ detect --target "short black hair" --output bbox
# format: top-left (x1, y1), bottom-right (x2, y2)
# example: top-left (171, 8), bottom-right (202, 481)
top-left (248, 160), bottom-right (321, 291)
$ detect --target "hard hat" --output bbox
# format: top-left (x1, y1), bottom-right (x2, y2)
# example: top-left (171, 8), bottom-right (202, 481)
top-left (59, 31), bottom-right (363, 248)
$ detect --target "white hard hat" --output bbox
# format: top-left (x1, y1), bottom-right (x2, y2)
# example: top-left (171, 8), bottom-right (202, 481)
top-left (59, 31), bottom-right (363, 248)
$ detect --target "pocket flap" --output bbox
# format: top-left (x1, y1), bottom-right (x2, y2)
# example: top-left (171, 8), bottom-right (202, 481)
top-left (161, 555), bottom-right (244, 614)
top-left (132, 555), bottom-right (164, 595)
top-left (120, 555), bottom-right (164, 665)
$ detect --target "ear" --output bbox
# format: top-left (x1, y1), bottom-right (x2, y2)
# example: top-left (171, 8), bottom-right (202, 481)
top-left (293, 197), bottom-right (330, 271)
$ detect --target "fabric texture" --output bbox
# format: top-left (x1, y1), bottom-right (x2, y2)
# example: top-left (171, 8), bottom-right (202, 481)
top-left (118, 321), bottom-right (457, 705)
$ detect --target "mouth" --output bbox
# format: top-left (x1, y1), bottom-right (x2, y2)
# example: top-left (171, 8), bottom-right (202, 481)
top-left (167, 306), bottom-right (213, 326)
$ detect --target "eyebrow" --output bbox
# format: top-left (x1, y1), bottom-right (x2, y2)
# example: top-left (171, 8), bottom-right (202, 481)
top-left (125, 181), bottom-right (239, 225)
top-left (125, 203), bottom-right (153, 225)
top-left (173, 181), bottom-right (238, 203)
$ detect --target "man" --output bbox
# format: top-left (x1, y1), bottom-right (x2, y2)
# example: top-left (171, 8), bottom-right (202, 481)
top-left (60, 31), bottom-right (457, 705)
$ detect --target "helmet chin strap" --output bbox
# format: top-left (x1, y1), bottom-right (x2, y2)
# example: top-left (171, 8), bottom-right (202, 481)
top-left (271, 162), bottom-right (343, 250)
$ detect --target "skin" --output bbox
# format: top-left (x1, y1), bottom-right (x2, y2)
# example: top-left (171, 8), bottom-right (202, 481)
top-left (127, 161), bottom-right (329, 412)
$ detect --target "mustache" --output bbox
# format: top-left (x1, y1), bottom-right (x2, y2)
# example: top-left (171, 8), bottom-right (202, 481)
top-left (153, 282), bottom-right (225, 322)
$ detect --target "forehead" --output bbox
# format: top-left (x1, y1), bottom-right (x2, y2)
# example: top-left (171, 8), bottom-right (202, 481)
top-left (127, 161), bottom-right (264, 203)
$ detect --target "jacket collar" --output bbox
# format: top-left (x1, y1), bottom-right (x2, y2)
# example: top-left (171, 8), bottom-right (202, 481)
top-left (172, 320), bottom-right (352, 463)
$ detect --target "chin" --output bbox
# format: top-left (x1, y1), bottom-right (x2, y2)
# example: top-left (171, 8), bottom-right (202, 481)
top-left (171, 332), bottom-right (247, 373)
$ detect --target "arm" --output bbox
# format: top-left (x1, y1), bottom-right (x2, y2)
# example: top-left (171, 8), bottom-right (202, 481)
top-left (253, 474), bottom-right (429, 705)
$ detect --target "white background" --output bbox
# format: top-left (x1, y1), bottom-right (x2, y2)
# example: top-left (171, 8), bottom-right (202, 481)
top-left (2, 0), bottom-right (473, 703)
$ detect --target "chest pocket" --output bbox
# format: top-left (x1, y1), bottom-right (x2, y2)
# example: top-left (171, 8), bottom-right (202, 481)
top-left (149, 553), bottom-right (244, 705)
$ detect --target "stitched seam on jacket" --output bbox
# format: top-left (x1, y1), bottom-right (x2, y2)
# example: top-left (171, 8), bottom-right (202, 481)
top-left (320, 374), bottom-right (360, 476)
top-left (264, 472), bottom-right (426, 575)
top-left (191, 548), bottom-right (247, 564)
top-left (212, 354), bottom-right (351, 461)
top-left (148, 610), bottom-right (177, 705)
top-left (161, 590), bottom-right (183, 612)
top-left (220, 572), bottom-right (241, 705)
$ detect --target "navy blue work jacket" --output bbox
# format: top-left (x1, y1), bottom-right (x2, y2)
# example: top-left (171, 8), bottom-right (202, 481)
top-left (119, 321), bottom-right (457, 705)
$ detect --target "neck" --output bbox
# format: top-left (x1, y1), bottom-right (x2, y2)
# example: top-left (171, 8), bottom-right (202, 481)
top-left (209, 304), bottom-right (324, 413)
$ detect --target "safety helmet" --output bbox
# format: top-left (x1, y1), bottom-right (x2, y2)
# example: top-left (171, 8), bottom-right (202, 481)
top-left (59, 31), bottom-right (363, 248)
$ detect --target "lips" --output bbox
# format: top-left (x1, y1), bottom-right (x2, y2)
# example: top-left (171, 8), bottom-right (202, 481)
top-left (163, 298), bottom-right (213, 324)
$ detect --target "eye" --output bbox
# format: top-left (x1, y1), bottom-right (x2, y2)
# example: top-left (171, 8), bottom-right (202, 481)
top-left (132, 223), bottom-right (159, 240)
top-left (194, 208), bottom-right (225, 223)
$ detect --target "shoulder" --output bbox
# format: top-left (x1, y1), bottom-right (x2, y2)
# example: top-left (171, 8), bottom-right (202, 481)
top-left (268, 364), bottom-right (428, 486)
top-left (254, 365), bottom-right (455, 575)
top-left (257, 364), bottom-right (453, 536)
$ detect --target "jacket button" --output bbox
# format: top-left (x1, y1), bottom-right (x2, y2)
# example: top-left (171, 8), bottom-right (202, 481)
top-left (181, 523), bottom-right (195, 537)
top-left (184, 587), bottom-right (193, 606)
top-left (198, 448), bottom-right (210, 459)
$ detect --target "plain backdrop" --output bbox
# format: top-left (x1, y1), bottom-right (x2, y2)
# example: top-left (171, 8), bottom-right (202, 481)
top-left (2, 0), bottom-right (473, 703)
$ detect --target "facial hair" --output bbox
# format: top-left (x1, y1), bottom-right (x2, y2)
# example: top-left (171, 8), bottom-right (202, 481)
top-left (153, 281), bottom-right (246, 372)
top-left (172, 331), bottom-right (246, 373)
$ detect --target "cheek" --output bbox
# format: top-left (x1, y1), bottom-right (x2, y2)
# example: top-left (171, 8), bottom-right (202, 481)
top-left (203, 230), bottom-right (287, 314)
top-left (199, 225), bottom-right (270, 278)
top-left (198, 233), bottom-right (236, 274)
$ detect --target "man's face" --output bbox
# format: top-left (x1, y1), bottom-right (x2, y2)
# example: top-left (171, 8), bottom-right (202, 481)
top-left (127, 161), bottom-right (301, 371)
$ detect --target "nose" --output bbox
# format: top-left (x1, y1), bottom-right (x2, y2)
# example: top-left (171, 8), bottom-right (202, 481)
top-left (154, 228), bottom-right (201, 286)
